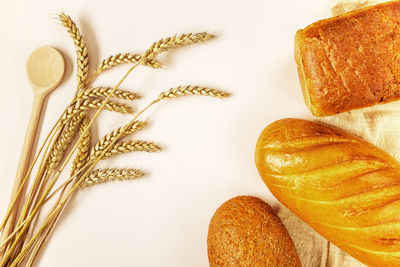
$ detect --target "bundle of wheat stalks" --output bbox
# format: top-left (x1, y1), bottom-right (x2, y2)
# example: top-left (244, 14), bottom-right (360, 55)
top-left (0, 13), bottom-right (229, 266)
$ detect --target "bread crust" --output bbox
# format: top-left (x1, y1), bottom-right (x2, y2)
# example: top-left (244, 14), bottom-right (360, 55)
top-left (255, 118), bottom-right (400, 266)
top-left (207, 196), bottom-right (301, 267)
top-left (295, 1), bottom-right (400, 117)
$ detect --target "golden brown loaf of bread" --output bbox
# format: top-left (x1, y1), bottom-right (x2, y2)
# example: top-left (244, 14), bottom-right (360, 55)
top-left (207, 196), bottom-right (301, 267)
top-left (255, 118), bottom-right (400, 266)
top-left (295, 1), bottom-right (400, 117)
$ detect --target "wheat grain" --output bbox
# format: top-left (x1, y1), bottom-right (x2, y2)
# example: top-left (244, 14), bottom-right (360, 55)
top-left (156, 85), bottom-right (230, 102)
top-left (59, 13), bottom-right (88, 87)
top-left (60, 101), bottom-right (82, 124)
top-left (95, 53), bottom-right (162, 74)
top-left (47, 113), bottom-right (83, 171)
top-left (143, 32), bottom-right (215, 60)
top-left (79, 98), bottom-right (133, 114)
top-left (80, 168), bottom-right (144, 188)
top-left (91, 140), bottom-right (160, 160)
top-left (81, 87), bottom-right (140, 101)
top-left (71, 116), bottom-right (91, 176)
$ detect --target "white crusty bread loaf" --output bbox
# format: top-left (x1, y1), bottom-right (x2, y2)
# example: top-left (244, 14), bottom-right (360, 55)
top-left (255, 118), bottom-right (400, 266)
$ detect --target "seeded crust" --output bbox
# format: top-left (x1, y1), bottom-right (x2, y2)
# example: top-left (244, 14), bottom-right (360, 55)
top-left (207, 196), bottom-right (301, 267)
top-left (295, 1), bottom-right (400, 117)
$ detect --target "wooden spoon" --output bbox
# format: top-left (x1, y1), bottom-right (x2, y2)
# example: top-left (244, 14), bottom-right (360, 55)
top-left (0, 46), bottom-right (64, 252)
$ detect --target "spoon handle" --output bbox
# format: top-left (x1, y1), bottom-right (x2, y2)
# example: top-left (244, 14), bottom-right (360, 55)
top-left (0, 93), bottom-right (45, 253)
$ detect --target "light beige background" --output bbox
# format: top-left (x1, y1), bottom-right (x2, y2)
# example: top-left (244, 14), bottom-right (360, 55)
top-left (0, 0), bottom-right (381, 266)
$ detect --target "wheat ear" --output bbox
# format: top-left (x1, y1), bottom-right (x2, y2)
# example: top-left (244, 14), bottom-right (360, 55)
top-left (91, 120), bottom-right (146, 154)
top-left (95, 53), bottom-right (162, 74)
top-left (91, 140), bottom-right (161, 160)
top-left (71, 116), bottom-right (91, 176)
top-left (80, 87), bottom-right (140, 101)
top-left (61, 95), bottom-right (133, 124)
top-left (80, 169), bottom-right (144, 188)
top-left (156, 85), bottom-right (230, 101)
top-left (143, 32), bottom-right (215, 60)
top-left (59, 13), bottom-right (88, 87)
top-left (60, 102), bottom-right (82, 124)
top-left (79, 98), bottom-right (133, 114)
top-left (47, 113), bottom-right (83, 171)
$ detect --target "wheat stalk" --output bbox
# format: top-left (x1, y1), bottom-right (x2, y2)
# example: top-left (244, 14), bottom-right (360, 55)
top-left (23, 115), bottom-right (90, 266)
top-left (91, 140), bottom-right (161, 160)
top-left (80, 87), bottom-right (140, 101)
top-left (80, 168), bottom-right (144, 188)
top-left (6, 114), bottom-right (82, 264)
top-left (59, 13), bottom-right (89, 87)
top-left (0, 62), bottom-right (142, 266)
top-left (143, 32), bottom-right (215, 60)
top-left (79, 98), bottom-right (133, 114)
top-left (156, 85), bottom-right (230, 101)
top-left (1, 13), bottom-right (228, 265)
top-left (95, 53), bottom-right (162, 74)
top-left (71, 116), bottom-right (91, 176)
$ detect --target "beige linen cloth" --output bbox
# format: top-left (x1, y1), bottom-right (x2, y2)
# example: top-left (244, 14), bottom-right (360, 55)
top-left (277, 0), bottom-right (397, 266)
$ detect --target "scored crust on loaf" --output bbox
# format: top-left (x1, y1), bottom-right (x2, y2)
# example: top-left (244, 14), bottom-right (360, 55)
top-left (295, 1), bottom-right (400, 117)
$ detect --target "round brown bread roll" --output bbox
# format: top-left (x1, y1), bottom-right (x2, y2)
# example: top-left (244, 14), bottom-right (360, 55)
top-left (207, 196), bottom-right (301, 266)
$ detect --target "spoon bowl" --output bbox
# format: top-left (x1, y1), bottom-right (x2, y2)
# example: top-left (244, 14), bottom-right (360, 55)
top-left (26, 46), bottom-right (64, 95)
